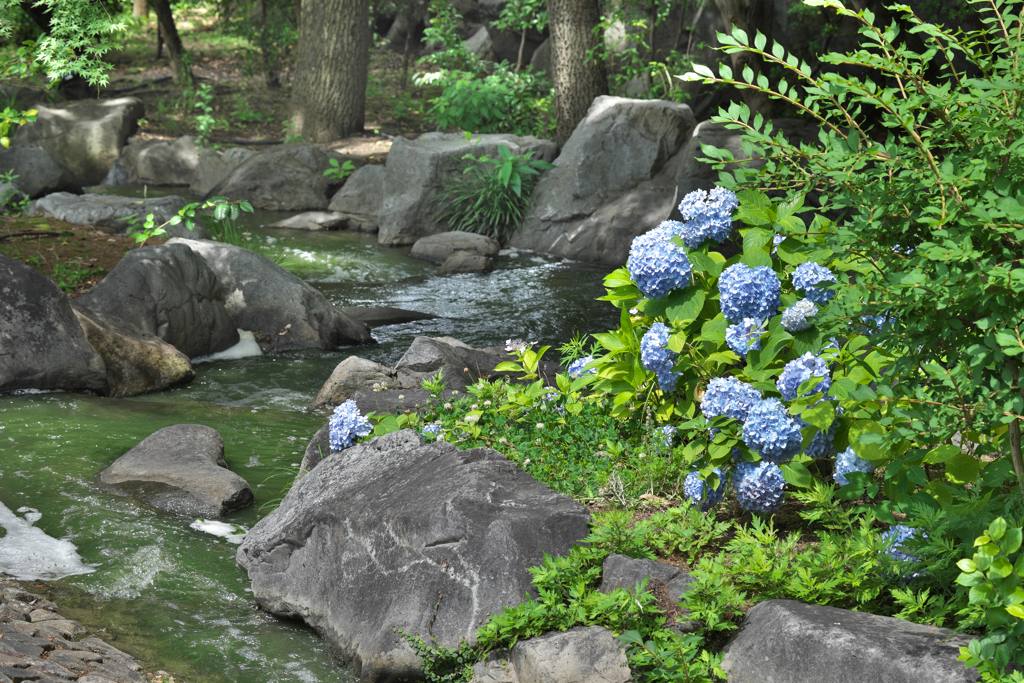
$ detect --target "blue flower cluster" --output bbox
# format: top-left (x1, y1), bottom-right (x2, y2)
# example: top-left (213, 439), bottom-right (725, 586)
top-left (725, 318), bottom-right (766, 359)
top-left (640, 323), bottom-right (680, 392)
top-left (776, 353), bottom-right (832, 401)
top-left (676, 187), bottom-right (739, 248)
top-left (733, 460), bottom-right (786, 513)
top-left (781, 300), bottom-right (818, 332)
top-left (659, 425), bottom-right (677, 451)
top-left (627, 222), bottom-right (693, 300)
top-left (792, 262), bottom-right (836, 305)
top-left (834, 446), bottom-right (874, 486)
top-left (771, 233), bottom-right (785, 256)
top-left (880, 524), bottom-right (921, 564)
top-left (421, 423), bottom-right (441, 440)
top-left (718, 264), bottom-right (781, 323)
top-left (567, 355), bottom-right (596, 378)
top-left (701, 376), bottom-right (762, 422)
top-left (329, 400), bottom-right (372, 451)
top-left (742, 398), bottom-right (803, 464)
top-left (684, 468), bottom-right (725, 512)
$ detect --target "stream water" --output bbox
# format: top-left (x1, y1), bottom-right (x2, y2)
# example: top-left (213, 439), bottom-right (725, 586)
top-left (0, 204), bottom-right (619, 683)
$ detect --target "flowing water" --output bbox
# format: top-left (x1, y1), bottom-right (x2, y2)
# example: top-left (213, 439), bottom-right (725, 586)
top-left (0, 206), bottom-right (619, 683)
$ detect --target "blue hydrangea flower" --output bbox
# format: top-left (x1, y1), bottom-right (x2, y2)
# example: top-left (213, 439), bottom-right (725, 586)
top-left (798, 404), bottom-right (842, 460)
top-left (792, 262), bottom-right (837, 305)
top-left (742, 398), bottom-right (804, 464)
top-left (834, 446), bottom-right (874, 486)
top-left (684, 468), bottom-right (725, 512)
top-left (421, 423), bottom-right (441, 440)
top-left (733, 460), bottom-right (786, 513)
top-left (567, 355), bottom-right (596, 378)
top-left (718, 264), bottom-right (781, 323)
top-left (725, 318), bottom-right (766, 359)
top-left (659, 425), bottom-right (676, 450)
top-left (329, 400), bottom-right (372, 451)
top-left (640, 323), bottom-right (680, 392)
top-left (627, 222), bottom-right (693, 300)
top-left (781, 300), bottom-right (818, 332)
top-left (701, 376), bottom-right (762, 422)
top-left (776, 353), bottom-right (832, 401)
top-left (880, 524), bottom-right (922, 563)
top-left (676, 187), bottom-right (739, 248)
top-left (771, 233), bottom-right (785, 256)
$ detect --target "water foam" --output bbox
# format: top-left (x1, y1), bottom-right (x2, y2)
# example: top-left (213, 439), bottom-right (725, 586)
top-left (0, 502), bottom-right (96, 580)
top-left (192, 330), bottom-right (264, 364)
top-left (190, 519), bottom-right (247, 544)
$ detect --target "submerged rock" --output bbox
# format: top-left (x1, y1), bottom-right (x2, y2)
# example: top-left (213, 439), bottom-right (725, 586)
top-left (0, 254), bottom-right (107, 394)
top-left (438, 250), bottom-right (495, 274)
top-left (99, 424), bottom-right (253, 517)
top-left (237, 429), bottom-right (591, 682)
top-left (410, 231), bottom-right (500, 264)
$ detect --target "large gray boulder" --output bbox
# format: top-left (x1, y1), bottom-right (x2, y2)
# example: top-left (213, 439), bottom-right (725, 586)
top-left (206, 144), bottom-right (364, 211)
top-left (76, 243), bottom-right (239, 359)
top-left (98, 424), bottom-right (253, 517)
top-left (327, 164), bottom-right (386, 232)
top-left (167, 238), bottom-right (373, 352)
top-left (0, 254), bottom-right (107, 394)
top-left (507, 97), bottom-right (697, 264)
top-left (120, 135), bottom-right (199, 186)
top-left (236, 429), bottom-right (591, 682)
top-left (410, 232), bottom-right (500, 264)
top-left (71, 304), bottom-right (195, 398)
top-left (0, 143), bottom-right (76, 198)
top-left (28, 192), bottom-right (211, 239)
top-left (307, 356), bottom-right (393, 411)
top-left (512, 626), bottom-right (632, 683)
top-left (189, 146), bottom-right (256, 197)
top-left (13, 97), bottom-right (144, 187)
top-left (720, 600), bottom-right (981, 683)
top-left (378, 133), bottom-right (557, 246)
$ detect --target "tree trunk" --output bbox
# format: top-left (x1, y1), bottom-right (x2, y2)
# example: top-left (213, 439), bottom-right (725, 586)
top-left (133, 0), bottom-right (148, 18)
top-left (293, 0), bottom-right (370, 142)
top-left (149, 0), bottom-right (192, 87)
top-left (713, 0), bottom-right (774, 117)
top-left (547, 0), bottom-right (608, 146)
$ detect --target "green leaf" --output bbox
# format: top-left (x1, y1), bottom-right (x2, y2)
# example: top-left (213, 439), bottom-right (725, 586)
top-left (989, 518), bottom-right (1008, 542)
top-left (667, 288), bottom-right (706, 324)
top-left (800, 401), bottom-right (836, 431)
top-left (781, 460), bottom-right (812, 488)
top-left (924, 444), bottom-right (962, 464)
top-left (945, 453), bottom-right (981, 485)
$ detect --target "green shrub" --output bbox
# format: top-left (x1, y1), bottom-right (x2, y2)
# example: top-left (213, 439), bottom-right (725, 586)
top-left (680, 0), bottom-right (1024, 519)
top-left (434, 140), bottom-right (554, 243)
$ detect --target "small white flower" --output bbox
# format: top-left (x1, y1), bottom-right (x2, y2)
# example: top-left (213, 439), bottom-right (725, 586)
top-left (629, 308), bottom-right (640, 315)
top-left (398, 394), bottom-right (405, 401)
top-left (452, 390), bottom-right (459, 396)
top-left (638, 452), bottom-right (646, 458)
top-left (536, 423), bottom-right (545, 430)
top-left (523, 458), bottom-right (531, 466)
top-left (498, 436), bottom-right (508, 444)
top-left (471, 404), bottom-right (479, 410)
top-left (444, 402), bottom-right (453, 410)
top-left (483, 400), bottom-right (492, 407)
top-left (465, 414), bottom-right (480, 424)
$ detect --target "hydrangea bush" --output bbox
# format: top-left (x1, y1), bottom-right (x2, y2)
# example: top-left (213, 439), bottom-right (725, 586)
top-left (591, 187), bottom-right (893, 514)
top-left (329, 400), bottom-right (373, 451)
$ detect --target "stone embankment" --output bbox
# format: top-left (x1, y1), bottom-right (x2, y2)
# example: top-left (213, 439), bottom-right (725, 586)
top-left (0, 577), bottom-right (180, 683)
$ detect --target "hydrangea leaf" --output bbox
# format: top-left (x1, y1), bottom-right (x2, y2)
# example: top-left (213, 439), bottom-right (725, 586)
top-left (781, 460), bottom-right (813, 488)
top-left (924, 444), bottom-right (962, 464)
top-left (849, 420), bottom-right (890, 462)
top-left (666, 288), bottom-right (706, 324)
top-left (741, 244), bottom-right (773, 268)
top-left (698, 315), bottom-right (728, 344)
top-left (688, 251), bottom-right (725, 276)
top-left (800, 401), bottom-right (836, 431)
top-left (945, 453), bottom-right (982, 484)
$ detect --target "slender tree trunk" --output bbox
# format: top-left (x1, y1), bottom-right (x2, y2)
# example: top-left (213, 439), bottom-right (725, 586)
top-left (1009, 361), bottom-right (1024, 496)
top-left (133, 0), bottom-right (148, 18)
top-left (149, 0), bottom-right (192, 87)
top-left (713, 0), bottom-right (774, 117)
top-left (516, 27), bottom-right (526, 72)
top-left (547, 0), bottom-right (608, 146)
top-left (293, 0), bottom-right (371, 142)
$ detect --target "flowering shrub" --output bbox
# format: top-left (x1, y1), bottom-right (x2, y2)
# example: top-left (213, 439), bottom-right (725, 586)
top-left (684, 468), bottom-right (725, 512)
top-left (329, 400), bottom-right (372, 451)
top-left (589, 187), bottom-right (893, 514)
top-left (834, 447), bottom-right (874, 487)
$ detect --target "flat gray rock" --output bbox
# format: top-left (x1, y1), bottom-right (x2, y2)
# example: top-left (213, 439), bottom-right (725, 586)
top-left (438, 250), bottom-right (495, 274)
top-left (168, 238), bottom-right (372, 352)
top-left (411, 232), bottom-right (500, 264)
top-left (267, 211), bottom-right (346, 230)
top-left (237, 430), bottom-right (591, 682)
top-left (28, 192), bottom-right (211, 239)
top-left (599, 553), bottom-right (698, 632)
top-left (721, 599), bottom-right (981, 683)
top-left (75, 243), bottom-right (239, 359)
top-left (512, 626), bottom-right (631, 683)
top-left (0, 254), bottom-right (107, 394)
top-left (99, 424), bottom-right (253, 517)
top-left (340, 306), bottom-right (437, 328)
